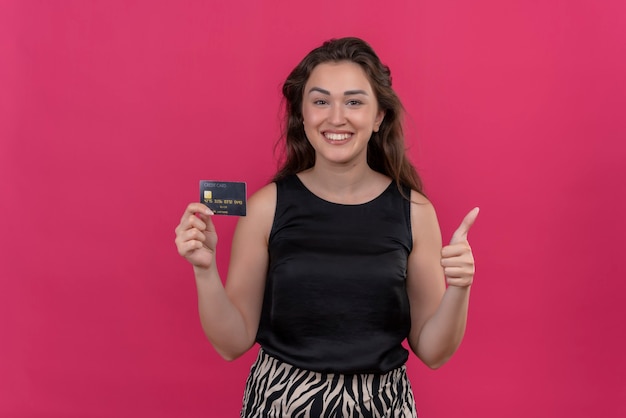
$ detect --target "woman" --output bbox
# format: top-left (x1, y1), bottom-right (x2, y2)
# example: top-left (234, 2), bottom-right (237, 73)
top-left (175, 37), bottom-right (479, 417)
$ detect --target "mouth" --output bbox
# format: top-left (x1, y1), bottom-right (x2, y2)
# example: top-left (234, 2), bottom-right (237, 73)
top-left (323, 132), bottom-right (353, 141)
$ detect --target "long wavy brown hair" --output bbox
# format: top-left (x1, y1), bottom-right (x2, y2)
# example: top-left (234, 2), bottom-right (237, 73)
top-left (273, 37), bottom-right (424, 196)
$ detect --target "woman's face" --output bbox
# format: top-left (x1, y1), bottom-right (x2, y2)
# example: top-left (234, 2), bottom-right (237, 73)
top-left (302, 61), bottom-right (384, 167)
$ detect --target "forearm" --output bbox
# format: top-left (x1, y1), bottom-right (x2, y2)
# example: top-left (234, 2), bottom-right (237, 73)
top-left (413, 286), bottom-right (471, 369)
top-left (193, 264), bottom-right (254, 361)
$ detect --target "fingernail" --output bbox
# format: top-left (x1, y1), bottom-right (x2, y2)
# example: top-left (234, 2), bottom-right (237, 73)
top-left (206, 208), bottom-right (214, 215)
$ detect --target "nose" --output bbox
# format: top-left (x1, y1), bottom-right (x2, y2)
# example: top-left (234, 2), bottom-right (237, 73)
top-left (329, 104), bottom-right (346, 125)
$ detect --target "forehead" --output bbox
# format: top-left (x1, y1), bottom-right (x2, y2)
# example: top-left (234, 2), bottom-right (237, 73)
top-left (305, 61), bottom-right (373, 93)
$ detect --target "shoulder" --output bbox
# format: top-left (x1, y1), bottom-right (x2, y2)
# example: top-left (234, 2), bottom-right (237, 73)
top-left (408, 190), bottom-right (442, 248)
top-left (249, 181), bottom-right (277, 205)
top-left (247, 182), bottom-right (277, 220)
top-left (236, 182), bottom-right (277, 242)
top-left (409, 189), bottom-right (435, 218)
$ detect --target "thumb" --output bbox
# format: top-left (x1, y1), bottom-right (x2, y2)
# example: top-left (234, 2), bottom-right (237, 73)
top-left (449, 207), bottom-right (480, 245)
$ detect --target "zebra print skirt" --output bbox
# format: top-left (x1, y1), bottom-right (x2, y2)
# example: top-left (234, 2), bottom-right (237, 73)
top-left (240, 349), bottom-right (417, 417)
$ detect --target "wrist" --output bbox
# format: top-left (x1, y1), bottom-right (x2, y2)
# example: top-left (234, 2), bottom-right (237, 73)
top-left (193, 264), bottom-right (214, 280)
top-left (445, 284), bottom-right (471, 296)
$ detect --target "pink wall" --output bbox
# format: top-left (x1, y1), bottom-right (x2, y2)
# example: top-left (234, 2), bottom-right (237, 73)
top-left (1, 0), bottom-right (625, 416)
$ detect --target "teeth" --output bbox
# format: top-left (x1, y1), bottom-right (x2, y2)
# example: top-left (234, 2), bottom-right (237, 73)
top-left (324, 132), bottom-right (351, 141)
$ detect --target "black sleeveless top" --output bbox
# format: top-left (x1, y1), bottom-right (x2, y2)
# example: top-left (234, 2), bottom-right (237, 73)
top-left (256, 175), bottom-right (413, 374)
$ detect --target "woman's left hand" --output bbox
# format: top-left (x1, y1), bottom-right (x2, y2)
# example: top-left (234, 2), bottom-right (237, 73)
top-left (441, 207), bottom-right (480, 287)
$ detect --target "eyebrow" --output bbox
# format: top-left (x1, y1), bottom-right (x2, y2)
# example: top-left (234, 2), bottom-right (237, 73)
top-left (308, 87), bottom-right (369, 96)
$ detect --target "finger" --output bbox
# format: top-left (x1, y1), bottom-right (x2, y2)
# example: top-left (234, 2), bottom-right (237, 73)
top-left (446, 277), bottom-right (473, 287)
top-left (440, 254), bottom-right (473, 268)
top-left (187, 215), bottom-right (207, 232)
top-left (443, 266), bottom-right (475, 278)
top-left (449, 207), bottom-right (480, 245)
top-left (181, 203), bottom-right (214, 223)
top-left (175, 215), bottom-right (206, 237)
top-left (178, 210), bottom-right (212, 233)
top-left (177, 238), bottom-right (203, 256)
top-left (441, 242), bottom-right (471, 258)
top-left (175, 226), bottom-right (205, 248)
top-left (183, 227), bottom-right (206, 243)
top-left (443, 267), bottom-right (464, 278)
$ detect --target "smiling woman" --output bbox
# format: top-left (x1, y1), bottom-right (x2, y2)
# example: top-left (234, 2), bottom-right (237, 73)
top-left (174, 37), bottom-right (479, 417)
top-left (301, 62), bottom-right (385, 170)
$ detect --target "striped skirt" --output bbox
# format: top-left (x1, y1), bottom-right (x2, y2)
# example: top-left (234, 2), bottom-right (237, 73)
top-left (240, 349), bottom-right (417, 417)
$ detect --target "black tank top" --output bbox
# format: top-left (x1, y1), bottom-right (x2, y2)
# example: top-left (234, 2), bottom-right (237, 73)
top-left (256, 174), bottom-right (413, 374)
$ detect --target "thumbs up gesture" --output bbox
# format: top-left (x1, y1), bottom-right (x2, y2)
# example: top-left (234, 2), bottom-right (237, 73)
top-left (441, 208), bottom-right (480, 287)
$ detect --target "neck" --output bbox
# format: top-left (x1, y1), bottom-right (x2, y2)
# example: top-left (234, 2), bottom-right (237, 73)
top-left (297, 160), bottom-right (390, 205)
top-left (306, 161), bottom-right (374, 191)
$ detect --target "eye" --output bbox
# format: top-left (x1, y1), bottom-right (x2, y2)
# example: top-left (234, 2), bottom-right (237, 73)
top-left (313, 99), bottom-right (328, 105)
top-left (346, 99), bottom-right (363, 106)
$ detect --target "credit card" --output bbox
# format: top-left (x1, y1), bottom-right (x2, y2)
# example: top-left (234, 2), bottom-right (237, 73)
top-left (199, 180), bottom-right (247, 216)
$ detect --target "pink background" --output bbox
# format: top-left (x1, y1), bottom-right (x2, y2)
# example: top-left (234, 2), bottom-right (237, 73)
top-left (1, 0), bottom-right (625, 416)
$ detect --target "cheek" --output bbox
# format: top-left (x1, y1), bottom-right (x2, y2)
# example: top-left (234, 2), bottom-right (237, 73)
top-left (302, 106), bottom-right (319, 127)
top-left (301, 109), bottom-right (316, 140)
top-left (352, 111), bottom-right (377, 129)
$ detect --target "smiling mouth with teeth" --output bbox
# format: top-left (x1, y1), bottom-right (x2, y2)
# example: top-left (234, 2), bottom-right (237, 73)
top-left (324, 132), bottom-right (352, 141)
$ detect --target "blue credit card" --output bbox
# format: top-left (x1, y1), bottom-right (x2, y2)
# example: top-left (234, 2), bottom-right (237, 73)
top-left (199, 180), bottom-right (247, 216)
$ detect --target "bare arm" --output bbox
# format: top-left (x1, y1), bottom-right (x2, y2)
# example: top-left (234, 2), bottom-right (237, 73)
top-left (175, 183), bottom-right (276, 360)
top-left (406, 191), bottom-right (479, 369)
